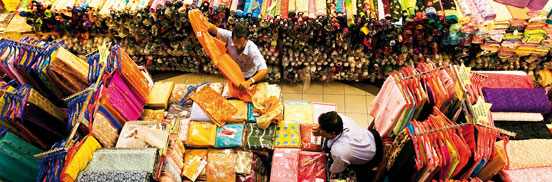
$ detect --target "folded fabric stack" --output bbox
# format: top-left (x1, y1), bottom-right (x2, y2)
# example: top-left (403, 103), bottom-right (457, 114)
top-left (496, 139), bottom-right (552, 182)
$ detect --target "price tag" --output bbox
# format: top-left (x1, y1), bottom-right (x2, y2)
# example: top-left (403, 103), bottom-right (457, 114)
top-left (455, 82), bottom-right (464, 100)
top-left (458, 64), bottom-right (472, 87)
top-left (472, 97), bottom-right (493, 125)
top-left (99, 42), bottom-right (109, 66)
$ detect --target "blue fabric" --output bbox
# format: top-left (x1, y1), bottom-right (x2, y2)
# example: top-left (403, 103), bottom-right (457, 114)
top-left (247, 103), bottom-right (259, 123)
top-left (215, 124), bottom-right (245, 148)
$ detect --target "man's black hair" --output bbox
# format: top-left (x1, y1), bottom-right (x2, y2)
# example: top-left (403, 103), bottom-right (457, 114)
top-left (318, 111), bottom-right (343, 135)
top-left (232, 23), bottom-right (249, 39)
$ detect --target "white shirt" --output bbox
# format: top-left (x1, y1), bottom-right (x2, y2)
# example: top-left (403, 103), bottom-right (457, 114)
top-left (216, 28), bottom-right (267, 78)
top-left (327, 114), bottom-right (377, 173)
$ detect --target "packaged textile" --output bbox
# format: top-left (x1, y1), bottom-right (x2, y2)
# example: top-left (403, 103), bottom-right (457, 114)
top-left (494, 121), bottom-right (552, 140)
top-left (105, 71), bottom-right (145, 121)
top-left (496, 139), bottom-right (552, 169)
top-left (248, 103), bottom-right (261, 122)
top-left (481, 73), bottom-right (534, 88)
top-left (215, 124), bottom-right (245, 148)
top-left (298, 151), bottom-right (327, 182)
top-left (141, 109), bottom-right (165, 122)
top-left (491, 112), bottom-right (544, 122)
top-left (313, 102), bottom-right (337, 123)
top-left (179, 119), bottom-right (191, 143)
top-left (300, 124), bottom-right (323, 151)
top-left (209, 83), bottom-right (224, 94)
top-left (0, 133), bottom-right (42, 182)
top-left (116, 121), bottom-right (170, 151)
top-left (252, 83), bottom-right (284, 129)
top-left (190, 102), bottom-right (211, 122)
top-left (275, 120), bottom-right (302, 148)
top-left (147, 82), bottom-right (175, 109)
top-left (76, 171), bottom-right (150, 182)
top-left (183, 149), bottom-right (208, 180)
top-left (500, 166), bottom-right (552, 182)
top-left (229, 100), bottom-right (248, 122)
top-left (170, 84), bottom-right (193, 104)
top-left (91, 108), bottom-right (120, 148)
top-left (246, 123), bottom-right (276, 150)
top-left (187, 122), bottom-right (217, 147)
top-left (62, 136), bottom-right (102, 182)
top-left (235, 151), bottom-right (254, 174)
top-left (167, 104), bottom-right (193, 119)
top-left (270, 148), bottom-right (300, 182)
top-left (161, 158), bottom-right (183, 182)
top-left (284, 101), bottom-right (314, 124)
top-left (482, 88), bottom-right (551, 114)
top-left (206, 151), bottom-right (237, 182)
top-left (190, 85), bottom-right (237, 127)
top-left (83, 148), bottom-right (158, 172)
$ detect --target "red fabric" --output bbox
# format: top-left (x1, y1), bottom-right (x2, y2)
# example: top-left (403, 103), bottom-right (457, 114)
top-left (300, 124), bottom-right (323, 151)
top-left (298, 151), bottom-right (326, 182)
top-left (188, 9), bottom-right (253, 102)
top-left (482, 73), bottom-right (534, 88)
top-left (271, 148), bottom-right (300, 182)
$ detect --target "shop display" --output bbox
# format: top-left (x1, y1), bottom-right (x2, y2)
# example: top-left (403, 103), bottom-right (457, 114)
top-left (190, 85), bottom-right (238, 127)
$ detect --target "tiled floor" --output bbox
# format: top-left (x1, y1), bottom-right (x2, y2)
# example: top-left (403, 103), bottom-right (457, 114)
top-left (154, 73), bottom-right (381, 128)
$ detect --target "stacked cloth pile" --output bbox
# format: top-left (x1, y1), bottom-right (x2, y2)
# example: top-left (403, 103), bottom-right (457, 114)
top-left (477, 71), bottom-right (552, 181)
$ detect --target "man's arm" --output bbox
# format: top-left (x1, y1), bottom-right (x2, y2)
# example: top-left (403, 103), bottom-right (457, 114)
top-left (207, 22), bottom-right (218, 35)
top-left (330, 154), bottom-right (348, 174)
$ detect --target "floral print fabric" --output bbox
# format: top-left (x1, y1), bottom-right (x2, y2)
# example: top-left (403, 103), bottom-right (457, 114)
top-left (283, 101), bottom-right (314, 124)
top-left (190, 85), bottom-right (237, 127)
top-left (275, 120), bottom-right (302, 148)
top-left (298, 151), bottom-right (327, 182)
top-left (271, 148), bottom-right (300, 182)
top-left (206, 152), bottom-right (237, 182)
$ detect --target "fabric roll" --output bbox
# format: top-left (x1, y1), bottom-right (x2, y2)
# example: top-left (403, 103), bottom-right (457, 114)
top-left (489, 0), bottom-right (513, 22)
top-left (528, 0), bottom-right (547, 10)
top-left (315, 0), bottom-right (325, 16)
top-left (500, 166), bottom-right (552, 182)
top-left (252, 0), bottom-right (264, 18)
top-left (491, 112), bottom-right (544, 122)
top-left (457, 0), bottom-right (471, 16)
top-left (493, 0), bottom-right (529, 9)
top-left (280, 0), bottom-right (289, 18)
top-left (494, 121), bottom-right (552, 140)
top-left (483, 88), bottom-right (551, 114)
top-left (496, 139), bottom-right (552, 169)
top-left (297, 0), bottom-right (309, 15)
top-left (308, 0), bottom-right (316, 18)
top-left (472, 0), bottom-right (496, 20)
top-left (481, 73), bottom-right (533, 88)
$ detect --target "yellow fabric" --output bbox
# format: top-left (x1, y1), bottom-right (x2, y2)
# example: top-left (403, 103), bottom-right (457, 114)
top-left (252, 83), bottom-right (283, 129)
top-left (141, 109), bottom-right (165, 122)
top-left (146, 82), bottom-right (175, 109)
top-left (229, 100), bottom-right (247, 122)
top-left (183, 149), bottom-right (209, 178)
top-left (274, 120), bottom-right (301, 148)
top-left (506, 6), bottom-right (529, 20)
top-left (187, 122), bottom-right (217, 147)
top-left (27, 89), bottom-right (66, 121)
top-left (283, 101), bottom-right (314, 124)
top-left (63, 136), bottom-right (102, 181)
top-left (489, 0), bottom-right (512, 22)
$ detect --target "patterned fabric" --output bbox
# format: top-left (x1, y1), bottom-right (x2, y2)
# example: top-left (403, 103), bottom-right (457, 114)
top-left (235, 151), bottom-right (254, 174)
top-left (496, 139), bottom-right (552, 169)
top-left (91, 111), bottom-right (119, 148)
top-left (298, 151), bottom-right (326, 182)
top-left (207, 152), bottom-right (237, 182)
top-left (482, 73), bottom-right (534, 88)
top-left (284, 101), bottom-right (314, 124)
top-left (190, 85), bottom-right (238, 127)
top-left (312, 102), bottom-right (337, 123)
top-left (169, 84), bottom-right (193, 104)
top-left (491, 112), bottom-right (544, 121)
top-left (116, 121), bottom-right (170, 149)
top-left (105, 72), bottom-right (144, 121)
top-left (167, 104), bottom-right (192, 119)
top-left (0, 133), bottom-right (42, 182)
top-left (84, 148), bottom-right (158, 172)
top-left (76, 171), bottom-right (149, 182)
top-left (187, 122), bottom-right (217, 147)
top-left (500, 166), bottom-right (552, 182)
top-left (275, 120), bottom-right (302, 148)
top-left (47, 47), bottom-right (90, 100)
top-left (183, 149), bottom-right (208, 179)
top-left (472, 0), bottom-right (496, 20)
top-left (271, 148), bottom-right (300, 182)
top-left (215, 124), bottom-right (245, 148)
top-left (179, 119), bottom-right (191, 143)
top-left (117, 46), bottom-right (151, 102)
top-left (370, 77), bottom-right (408, 138)
top-left (300, 124), bottom-right (323, 151)
top-left (483, 88), bottom-right (551, 114)
top-left (190, 102), bottom-right (212, 122)
top-left (229, 100), bottom-right (248, 122)
top-left (386, 129), bottom-right (411, 170)
top-left (146, 82), bottom-right (175, 109)
top-left (246, 123), bottom-right (276, 150)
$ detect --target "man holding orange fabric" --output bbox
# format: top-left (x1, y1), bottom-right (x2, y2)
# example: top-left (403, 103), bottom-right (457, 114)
top-left (206, 22), bottom-right (268, 90)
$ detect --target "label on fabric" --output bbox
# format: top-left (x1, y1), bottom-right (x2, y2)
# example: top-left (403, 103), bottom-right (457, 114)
top-left (455, 82), bottom-right (464, 100)
top-left (310, 135), bottom-right (322, 145)
top-left (316, 179), bottom-right (324, 182)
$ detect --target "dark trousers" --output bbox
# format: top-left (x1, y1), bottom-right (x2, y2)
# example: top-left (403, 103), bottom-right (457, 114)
top-left (349, 129), bottom-right (384, 182)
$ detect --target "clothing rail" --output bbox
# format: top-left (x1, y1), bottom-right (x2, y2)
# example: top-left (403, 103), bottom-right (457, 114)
top-left (63, 87), bottom-right (94, 102)
top-left (0, 88), bottom-right (18, 95)
top-left (33, 147), bottom-right (65, 159)
top-left (477, 123), bottom-right (517, 137)
top-left (417, 123), bottom-right (470, 135)
top-left (0, 37), bottom-right (45, 49)
top-left (84, 49), bottom-right (99, 59)
top-left (404, 65), bottom-right (449, 79)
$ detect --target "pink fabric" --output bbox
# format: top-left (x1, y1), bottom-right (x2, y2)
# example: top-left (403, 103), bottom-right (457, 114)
top-left (105, 72), bottom-right (143, 121)
top-left (271, 148), bottom-right (300, 182)
top-left (439, 70), bottom-right (457, 100)
top-left (482, 73), bottom-right (534, 88)
top-left (7, 51), bottom-right (26, 85)
top-left (500, 166), bottom-right (552, 182)
top-left (493, 0), bottom-right (529, 9)
top-left (298, 151), bottom-right (326, 182)
top-left (308, 0), bottom-right (315, 19)
top-left (527, 0), bottom-right (547, 10)
top-left (313, 102), bottom-right (337, 123)
top-left (369, 76), bottom-right (407, 137)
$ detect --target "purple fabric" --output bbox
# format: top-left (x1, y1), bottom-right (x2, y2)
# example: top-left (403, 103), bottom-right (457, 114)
top-left (483, 88), bottom-right (552, 114)
top-left (473, 0), bottom-right (496, 20)
top-left (527, 0), bottom-right (548, 10)
top-left (22, 102), bottom-right (65, 147)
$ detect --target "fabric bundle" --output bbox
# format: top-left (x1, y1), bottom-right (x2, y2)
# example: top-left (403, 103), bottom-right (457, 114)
top-left (146, 82), bottom-right (175, 109)
top-left (494, 121), bottom-right (552, 140)
top-left (190, 102), bottom-right (212, 121)
top-left (483, 88), bottom-right (552, 114)
top-left (0, 132), bottom-right (42, 182)
top-left (47, 47), bottom-right (90, 100)
top-left (246, 123), bottom-right (276, 150)
top-left (235, 151), bottom-right (254, 174)
top-left (105, 71), bottom-right (146, 121)
top-left (170, 84), bottom-right (194, 104)
top-left (252, 83), bottom-right (283, 129)
top-left (298, 151), bottom-right (327, 182)
top-left (491, 112), bottom-right (544, 122)
top-left (500, 166), bottom-right (552, 182)
top-left (271, 148), bottom-right (300, 182)
top-left (62, 136), bottom-right (102, 182)
top-left (229, 100), bottom-right (248, 122)
top-left (91, 106), bottom-right (122, 148)
top-left (116, 121), bottom-right (170, 149)
top-left (206, 151), bottom-right (237, 182)
top-left (283, 101), bottom-right (314, 124)
top-left (275, 120), bottom-right (302, 148)
top-left (300, 124), bottom-right (323, 151)
top-left (496, 139), bottom-right (552, 169)
top-left (183, 149), bottom-right (209, 180)
top-left (77, 148), bottom-right (158, 182)
top-left (187, 122), bottom-right (217, 147)
top-left (481, 73), bottom-right (534, 88)
top-left (190, 85), bottom-right (237, 127)
top-left (312, 102), bottom-right (337, 123)
top-left (215, 123), bottom-right (245, 148)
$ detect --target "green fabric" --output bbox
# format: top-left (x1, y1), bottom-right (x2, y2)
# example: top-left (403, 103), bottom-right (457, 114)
top-left (0, 133), bottom-right (42, 182)
top-left (83, 148), bottom-right (158, 173)
top-left (246, 123), bottom-right (276, 150)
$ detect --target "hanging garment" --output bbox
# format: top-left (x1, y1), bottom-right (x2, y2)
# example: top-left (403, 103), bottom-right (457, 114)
top-left (298, 151), bottom-right (327, 182)
top-left (215, 123), bottom-right (245, 148)
top-left (494, 121), bottom-right (552, 140)
top-left (370, 76), bottom-right (407, 137)
top-left (271, 148), bottom-right (300, 182)
top-left (105, 71), bottom-right (145, 121)
top-left (0, 132), bottom-right (42, 182)
top-left (246, 123), bottom-right (276, 150)
top-left (91, 107), bottom-right (121, 148)
top-left (62, 136), bottom-right (102, 182)
top-left (188, 9), bottom-right (253, 102)
top-left (483, 88), bottom-right (552, 114)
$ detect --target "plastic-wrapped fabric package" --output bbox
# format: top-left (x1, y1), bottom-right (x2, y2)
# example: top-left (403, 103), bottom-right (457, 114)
top-left (275, 120), bottom-right (302, 148)
top-left (215, 123), bottom-right (245, 148)
top-left (298, 151), bottom-right (327, 182)
top-left (141, 109), bottom-right (165, 122)
top-left (190, 85), bottom-right (238, 126)
top-left (206, 152), bottom-right (237, 182)
top-left (235, 151), bottom-right (254, 174)
top-left (229, 100), bottom-right (248, 122)
top-left (83, 148), bottom-right (158, 173)
top-left (183, 149), bottom-right (209, 180)
top-left (146, 82), bottom-right (175, 109)
top-left (312, 102), bottom-right (337, 123)
top-left (190, 102), bottom-right (212, 122)
top-left (187, 122), bottom-right (217, 147)
top-left (169, 84), bottom-right (193, 104)
top-left (246, 123), bottom-right (276, 150)
top-left (179, 119), bottom-right (191, 143)
top-left (209, 83), bottom-right (224, 94)
top-left (300, 124), bottom-right (323, 151)
top-left (115, 121), bottom-right (170, 150)
top-left (248, 103), bottom-right (261, 123)
top-left (284, 101), bottom-right (314, 124)
top-left (237, 154), bottom-right (256, 182)
top-left (270, 148), bottom-right (300, 182)
top-left (167, 104), bottom-right (192, 119)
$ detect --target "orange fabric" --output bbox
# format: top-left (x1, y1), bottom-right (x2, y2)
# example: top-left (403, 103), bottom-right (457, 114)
top-left (188, 9), bottom-right (253, 102)
top-left (116, 47), bottom-right (151, 102)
